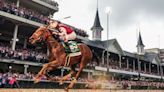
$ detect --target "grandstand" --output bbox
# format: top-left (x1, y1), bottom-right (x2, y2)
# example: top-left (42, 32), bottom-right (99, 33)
top-left (0, 0), bottom-right (164, 90)
top-left (0, 0), bottom-right (92, 89)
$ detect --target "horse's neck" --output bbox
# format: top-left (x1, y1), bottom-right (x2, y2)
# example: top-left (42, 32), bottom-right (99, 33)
top-left (46, 36), bottom-right (65, 55)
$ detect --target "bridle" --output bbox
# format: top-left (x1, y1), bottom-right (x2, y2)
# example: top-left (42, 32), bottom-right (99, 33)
top-left (32, 27), bottom-right (49, 42)
top-left (31, 25), bottom-right (62, 45)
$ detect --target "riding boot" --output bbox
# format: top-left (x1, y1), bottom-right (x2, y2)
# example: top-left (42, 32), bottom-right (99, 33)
top-left (64, 42), bottom-right (71, 53)
top-left (59, 38), bottom-right (71, 53)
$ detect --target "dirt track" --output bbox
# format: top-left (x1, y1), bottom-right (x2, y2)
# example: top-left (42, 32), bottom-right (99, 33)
top-left (0, 89), bottom-right (163, 92)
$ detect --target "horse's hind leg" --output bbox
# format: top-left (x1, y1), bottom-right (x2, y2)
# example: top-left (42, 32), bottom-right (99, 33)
top-left (65, 66), bottom-right (83, 91)
top-left (65, 59), bottom-right (87, 91)
top-left (59, 64), bottom-right (76, 85)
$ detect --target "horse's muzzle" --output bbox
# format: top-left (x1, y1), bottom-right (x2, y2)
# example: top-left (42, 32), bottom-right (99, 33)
top-left (29, 37), bottom-right (34, 44)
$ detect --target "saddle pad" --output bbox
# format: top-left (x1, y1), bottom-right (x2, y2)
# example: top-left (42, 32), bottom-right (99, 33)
top-left (68, 41), bottom-right (80, 53)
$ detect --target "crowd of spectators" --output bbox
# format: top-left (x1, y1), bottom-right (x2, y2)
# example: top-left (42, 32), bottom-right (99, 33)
top-left (0, 72), bottom-right (20, 88)
top-left (0, 0), bottom-right (88, 37)
top-left (0, 0), bottom-right (50, 24)
top-left (0, 43), bottom-right (48, 63)
top-left (40, 0), bottom-right (58, 7)
top-left (0, 71), bottom-right (92, 88)
top-left (0, 72), bottom-right (48, 88)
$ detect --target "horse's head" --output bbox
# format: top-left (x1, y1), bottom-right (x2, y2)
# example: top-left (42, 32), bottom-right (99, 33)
top-left (29, 26), bottom-right (52, 45)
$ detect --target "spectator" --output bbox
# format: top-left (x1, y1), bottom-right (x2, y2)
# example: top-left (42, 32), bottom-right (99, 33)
top-left (1, 73), bottom-right (8, 88)
top-left (8, 74), bottom-right (19, 88)
top-left (0, 73), bottom-right (2, 88)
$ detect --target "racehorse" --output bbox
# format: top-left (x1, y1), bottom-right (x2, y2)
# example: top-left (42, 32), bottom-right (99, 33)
top-left (29, 26), bottom-right (93, 91)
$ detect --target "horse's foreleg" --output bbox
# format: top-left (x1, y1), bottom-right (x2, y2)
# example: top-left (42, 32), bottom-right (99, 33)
top-left (34, 63), bottom-right (50, 83)
top-left (34, 60), bottom-right (60, 83)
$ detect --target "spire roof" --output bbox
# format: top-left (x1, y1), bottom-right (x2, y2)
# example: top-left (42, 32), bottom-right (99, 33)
top-left (137, 31), bottom-right (145, 47)
top-left (91, 0), bottom-right (103, 31)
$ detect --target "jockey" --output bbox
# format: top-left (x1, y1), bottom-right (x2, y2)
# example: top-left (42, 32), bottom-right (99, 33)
top-left (48, 20), bottom-right (77, 42)
top-left (48, 19), bottom-right (77, 53)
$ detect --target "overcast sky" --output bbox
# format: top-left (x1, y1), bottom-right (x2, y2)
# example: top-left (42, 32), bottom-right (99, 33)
top-left (53, 0), bottom-right (164, 52)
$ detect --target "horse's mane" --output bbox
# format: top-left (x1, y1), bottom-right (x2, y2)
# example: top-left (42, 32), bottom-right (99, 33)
top-left (43, 26), bottom-right (61, 43)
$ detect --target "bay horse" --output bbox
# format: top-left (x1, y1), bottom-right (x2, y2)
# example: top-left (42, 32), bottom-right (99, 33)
top-left (29, 26), bottom-right (93, 91)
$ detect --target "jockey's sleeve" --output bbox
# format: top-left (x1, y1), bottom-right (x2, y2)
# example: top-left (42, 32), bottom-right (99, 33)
top-left (59, 27), bottom-right (67, 36)
top-left (59, 25), bottom-right (73, 34)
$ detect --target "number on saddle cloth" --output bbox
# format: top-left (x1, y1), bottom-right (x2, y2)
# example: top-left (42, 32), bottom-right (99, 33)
top-left (68, 41), bottom-right (80, 53)
top-left (62, 41), bottom-right (80, 54)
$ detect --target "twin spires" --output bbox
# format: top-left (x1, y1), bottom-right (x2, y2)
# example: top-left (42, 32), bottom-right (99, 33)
top-left (91, 1), bottom-right (145, 55)
top-left (137, 31), bottom-right (145, 55)
top-left (91, 0), bottom-right (103, 41)
top-left (137, 31), bottom-right (145, 47)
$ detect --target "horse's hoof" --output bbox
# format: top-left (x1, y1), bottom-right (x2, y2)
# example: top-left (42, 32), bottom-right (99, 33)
top-left (64, 88), bottom-right (69, 92)
top-left (68, 79), bottom-right (77, 89)
top-left (59, 80), bottom-right (64, 85)
top-left (34, 78), bottom-right (40, 83)
top-left (34, 80), bottom-right (39, 83)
